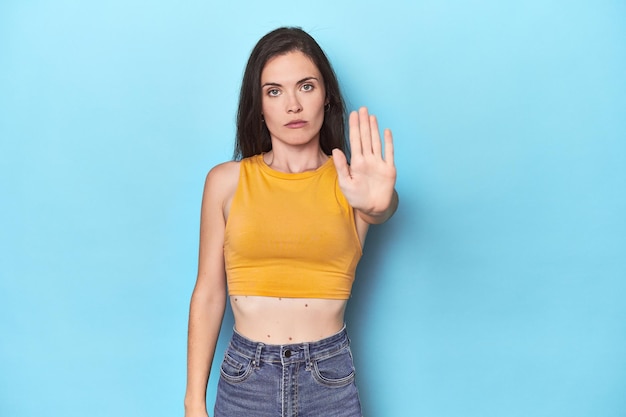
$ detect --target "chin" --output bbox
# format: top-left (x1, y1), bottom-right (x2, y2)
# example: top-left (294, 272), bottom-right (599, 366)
top-left (276, 132), bottom-right (320, 147)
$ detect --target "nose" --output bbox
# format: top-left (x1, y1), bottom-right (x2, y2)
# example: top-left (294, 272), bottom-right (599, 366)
top-left (286, 92), bottom-right (302, 114)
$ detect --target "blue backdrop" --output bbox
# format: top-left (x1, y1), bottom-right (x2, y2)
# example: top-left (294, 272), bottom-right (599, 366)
top-left (1, 1), bottom-right (625, 416)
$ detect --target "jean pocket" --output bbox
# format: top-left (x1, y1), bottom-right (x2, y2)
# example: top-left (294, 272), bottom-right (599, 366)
top-left (311, 347), bottom-right (356, 388)
top-left (219, 350), bottom-right (254, 384)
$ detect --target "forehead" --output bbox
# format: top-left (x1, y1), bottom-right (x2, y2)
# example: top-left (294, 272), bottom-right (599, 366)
top-left (261, 51), bottom-right (322, 83)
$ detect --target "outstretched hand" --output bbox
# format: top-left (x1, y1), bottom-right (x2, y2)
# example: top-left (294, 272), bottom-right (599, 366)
top-left (332, 107), bottom-right (397, 224)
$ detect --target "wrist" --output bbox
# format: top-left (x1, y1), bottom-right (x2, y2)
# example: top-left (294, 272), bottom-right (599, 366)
top-left (184, 395), bottom-right (207, 412)
top-left (357, 189), bottom-right (399, 224)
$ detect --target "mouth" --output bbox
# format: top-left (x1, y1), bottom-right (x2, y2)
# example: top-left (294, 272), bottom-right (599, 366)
top-left (284, 120), bottom-right (308, 128)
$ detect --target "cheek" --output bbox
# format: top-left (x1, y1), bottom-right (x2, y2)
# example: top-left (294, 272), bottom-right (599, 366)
top-left (313, 97), bottom-right (327, 118)
top-left (260, 97), bottom-right (270, 115)
top-left (261, 99), bottom-right (278, 119)
top-left (261, 102), bottom-right (284, 132)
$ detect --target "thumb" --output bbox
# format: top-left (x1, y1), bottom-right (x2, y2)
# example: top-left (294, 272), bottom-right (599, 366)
top-left (332, 148), bottom-right (351, 180)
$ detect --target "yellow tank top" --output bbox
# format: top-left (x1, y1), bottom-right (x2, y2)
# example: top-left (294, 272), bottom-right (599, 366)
top-left (224, 154), bottom-right (362, 300)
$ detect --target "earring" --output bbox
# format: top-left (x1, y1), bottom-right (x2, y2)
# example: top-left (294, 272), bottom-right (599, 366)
top-left (324, 103), bottom-right (331, 112)
top-left (261, 114), bottom-right (265, 123)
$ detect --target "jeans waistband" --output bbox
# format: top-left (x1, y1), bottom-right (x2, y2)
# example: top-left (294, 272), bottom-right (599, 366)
top-left (228, 325), bottom-right (350, 365)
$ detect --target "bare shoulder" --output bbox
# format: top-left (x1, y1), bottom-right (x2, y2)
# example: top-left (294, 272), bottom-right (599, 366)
top-left (206, 160), bottom-right (240, 186)
top-left (203, 160), bottom-right (241, 214)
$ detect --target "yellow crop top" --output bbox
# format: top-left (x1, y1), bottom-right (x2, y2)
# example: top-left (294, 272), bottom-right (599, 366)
top-left (224, 154), bottom-right (362, 300)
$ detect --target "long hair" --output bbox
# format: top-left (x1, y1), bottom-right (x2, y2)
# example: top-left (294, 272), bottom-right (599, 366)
top-left (234, 27), bottom-right (347, 160)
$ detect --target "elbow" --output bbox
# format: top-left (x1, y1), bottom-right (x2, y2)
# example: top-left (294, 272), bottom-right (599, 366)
top-left (190, 279), bottom-right (227, 309)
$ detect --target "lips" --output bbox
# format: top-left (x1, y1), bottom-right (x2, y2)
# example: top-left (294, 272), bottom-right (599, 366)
top-left (284, 120), bottom-right (308, 129)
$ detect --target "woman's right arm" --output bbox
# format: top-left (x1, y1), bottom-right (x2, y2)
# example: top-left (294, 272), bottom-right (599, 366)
top-left (184, 164), bottom-right (237, 417)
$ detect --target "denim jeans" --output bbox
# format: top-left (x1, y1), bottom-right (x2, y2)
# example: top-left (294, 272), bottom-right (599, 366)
top-left (214, 326), bottom-right (362, 417)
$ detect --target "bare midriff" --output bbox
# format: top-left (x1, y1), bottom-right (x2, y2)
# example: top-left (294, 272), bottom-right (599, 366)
top-left (230, 295), bottom-right (347, 344)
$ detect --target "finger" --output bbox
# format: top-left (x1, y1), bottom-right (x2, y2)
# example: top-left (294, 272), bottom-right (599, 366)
top-left (370, 114), bottom-right (382, 157)
top-left (358, 107), bottom-right (372, 154)
top-left (384, 128), bottom-right (395, 166)
top-left (348, 110), bottom-right (362, 156)
top-left (332, 148), bottom-right (351, 180)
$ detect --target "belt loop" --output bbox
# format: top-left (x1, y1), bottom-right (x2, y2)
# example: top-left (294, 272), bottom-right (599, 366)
top-left (254, 343), bottom-right (263, 369)
top-left (304, 342), bottom-right (312, 370)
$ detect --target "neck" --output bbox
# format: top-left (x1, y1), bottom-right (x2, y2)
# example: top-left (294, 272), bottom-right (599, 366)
top-left (264, 144), bottom-right (329, 174)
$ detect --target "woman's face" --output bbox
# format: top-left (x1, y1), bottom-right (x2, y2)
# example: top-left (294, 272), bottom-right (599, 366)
top-left (260, 51), bottom-right (327, 150)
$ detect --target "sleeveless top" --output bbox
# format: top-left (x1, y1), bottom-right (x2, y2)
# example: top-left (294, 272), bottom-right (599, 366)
top-left (224, 154), bottom-right (362, 300)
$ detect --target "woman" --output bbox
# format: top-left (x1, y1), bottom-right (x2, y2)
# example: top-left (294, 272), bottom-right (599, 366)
top-left (184, 27), bottom-right (398, 417)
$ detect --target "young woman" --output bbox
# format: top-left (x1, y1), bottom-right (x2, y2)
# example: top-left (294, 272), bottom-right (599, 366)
top-left (184, 27), bottom-right (398, 417)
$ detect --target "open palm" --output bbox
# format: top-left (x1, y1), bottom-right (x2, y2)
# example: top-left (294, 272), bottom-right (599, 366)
top-left (332, 107), bottom-right (396, 219)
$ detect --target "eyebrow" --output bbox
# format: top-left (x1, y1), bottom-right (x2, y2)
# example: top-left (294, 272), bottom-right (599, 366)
top-left (261, 76), bottom-right (319, 88)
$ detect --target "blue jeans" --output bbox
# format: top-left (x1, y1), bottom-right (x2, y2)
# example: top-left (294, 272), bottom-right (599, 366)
top-left (214, 326), bottom-right (362, 417)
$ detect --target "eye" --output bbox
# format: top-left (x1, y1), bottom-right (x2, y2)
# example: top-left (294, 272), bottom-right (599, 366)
top-left (301, 84), bottom-right (314, 92)
top-left (267, 89), bottom-right (281, 97)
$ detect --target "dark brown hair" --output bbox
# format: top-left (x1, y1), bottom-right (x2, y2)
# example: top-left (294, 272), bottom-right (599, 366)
top-left (234, 27), bottom-right (347, 160)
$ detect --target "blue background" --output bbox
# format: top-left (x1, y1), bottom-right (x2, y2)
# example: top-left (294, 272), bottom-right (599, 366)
top-left (1, 1), bottom-right (625, 416)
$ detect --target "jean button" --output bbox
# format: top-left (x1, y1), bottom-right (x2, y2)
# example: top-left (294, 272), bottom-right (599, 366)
top-left (284, 349), bottom-right (292, 358)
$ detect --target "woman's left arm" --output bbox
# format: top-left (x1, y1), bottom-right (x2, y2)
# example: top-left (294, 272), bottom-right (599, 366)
top-left (332, 107), bottom-right (398, 224)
